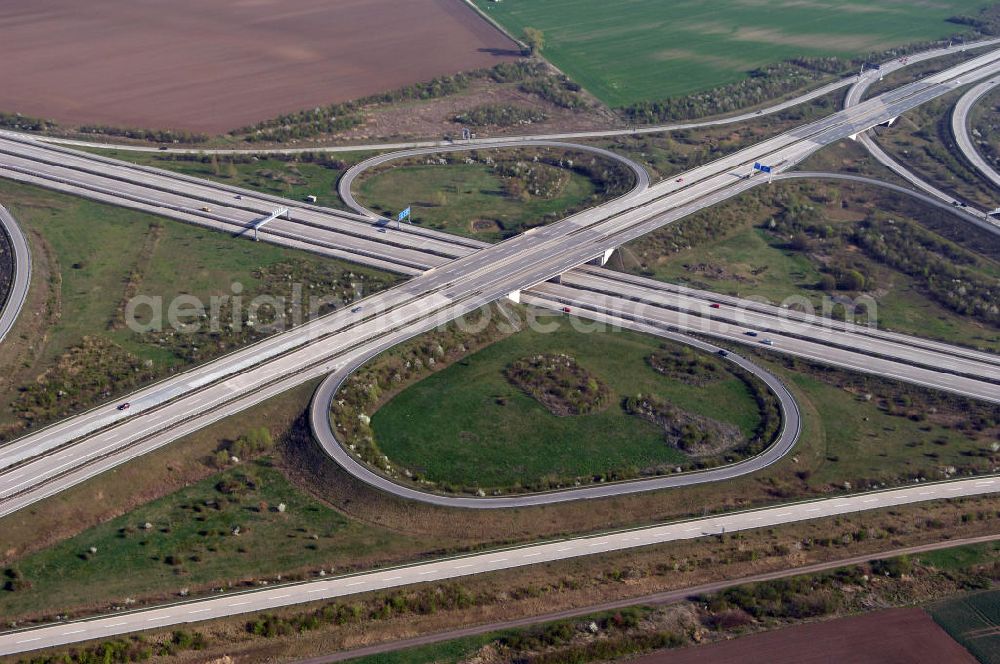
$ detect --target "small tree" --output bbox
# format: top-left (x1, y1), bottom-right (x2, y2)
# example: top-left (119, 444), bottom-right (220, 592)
top-left (837, 269), bottom-right (866, 291)
top-left (523, 27), bottom-right (545, 55)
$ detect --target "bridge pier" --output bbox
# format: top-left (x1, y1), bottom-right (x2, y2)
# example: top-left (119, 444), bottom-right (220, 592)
top-left (590, 247), bottom-right (617, 266)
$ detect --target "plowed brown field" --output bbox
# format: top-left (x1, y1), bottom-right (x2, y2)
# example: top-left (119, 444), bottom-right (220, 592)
top-left (638, 608), bottom-right (976, 664)
top-left (0, 0), bottom-right (518, 133)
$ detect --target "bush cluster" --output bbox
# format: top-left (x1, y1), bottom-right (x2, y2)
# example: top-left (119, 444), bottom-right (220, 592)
top-left (247, 583), bottom-right (475, 638)
top-left (0, 111), bottom-right (56, 132)
top-left (519, 76), bottom-right (586, 109)
top-left (77, 125), bottom-right (208, 143)
top-left (455, 103), bottom-right (547, 127)
top-left (505, 353), bottom-right (611, 416)
top-left (768, 192), bottom-right (1000, 325)
top-left (232, 60), bottom-right (581, 142)
top-left (647, 345), bottom-right (723, 385)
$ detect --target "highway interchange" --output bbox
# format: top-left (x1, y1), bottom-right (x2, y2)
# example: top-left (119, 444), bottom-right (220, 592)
top-left (0, 40), bottom-right (999, 655)
top-left (3, 47), bottom-right (1000, 516)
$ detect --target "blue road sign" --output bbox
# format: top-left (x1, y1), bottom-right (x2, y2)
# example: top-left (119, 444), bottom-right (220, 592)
top-left (397, 207), bottom-right (411, 222)
top-left (753, 162), bottom-right (772, 173)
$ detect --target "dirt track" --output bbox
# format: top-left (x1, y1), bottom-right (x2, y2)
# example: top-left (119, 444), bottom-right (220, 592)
top-left (0, 0), bottom-right (519, 133)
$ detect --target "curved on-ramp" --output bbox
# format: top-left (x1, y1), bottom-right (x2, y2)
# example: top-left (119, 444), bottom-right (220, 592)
top-left (952, 76), bottom-right (1000, 189)
top-left (845, 42), bottom-right (1000, 235)
top-left (1, 73), bottom-right (857, 157)
top-left (310, 138), bottom-right (996, 509)
top-left (7, 36), bottom-right (1000, 161)
top-left (309, 320), bottom-right (801, 509)
top-left (775, 170), bottom-right (998, 232)
top-left (0, 205), bottom-right (30, 344)
top-left (337, 140), bottom-right (651, 218)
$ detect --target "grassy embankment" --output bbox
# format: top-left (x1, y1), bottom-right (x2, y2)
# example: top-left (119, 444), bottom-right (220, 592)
top-left (86, 149), bottom-right (368, 211)
top-left (371, 324), bottom-right (762, 489)
top-left (618, 178), bottom-right (1000, 352)
top-left (0, 178), bottom-right (397, 438)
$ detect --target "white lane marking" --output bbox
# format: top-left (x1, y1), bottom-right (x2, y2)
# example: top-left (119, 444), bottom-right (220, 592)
top-left (684, 526), bottom-right (699, 532)
top-left (229, 601), bottom-right (250, 606)
top-left (557, 547), bottom-right (573, 552)
top-left (107, 622), bottom-right (129, 628)
top-left (383, 576), bottom-right (402, 582)
top-left (417, 570), bottom-right (438, 575)
top-left (63, 629), bottom-right (86, 635)
top-left (188, 608), bottom-right (211, 614)
top-left (806, 508), bottom-right (820, 512)
top-left (147, 616), bottom-right (168, 622)
top-left (489, 558), bottom-right (509, 563)
top-left (271, 594), bottom-right (290, 599)
top-left (976, 481), bottom-right (995, 486)
top-left (588, 541), bottom-right (609, 547)
top-left (307, 588), bottom-right (325, 594)
top-left (776, 512), bottom-right (792, 517)
top-left (454, 563), bottom-right (474, 569)
top-left (347, 581), bottom-right (366, 586)
top-left (523, 552), bottom-right (542, 558)
top-left (16, 637), bottom-right (41, 644)
top-left (862, 498), bottom-right (878, 503)
top-left (947, 486), bottom-right (963, 492)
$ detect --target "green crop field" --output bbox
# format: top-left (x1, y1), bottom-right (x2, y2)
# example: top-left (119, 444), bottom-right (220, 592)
top-left (371, 321), bottom-right (763, 489)
top-left (473, 0), bottom-right (987, 106)
top-left (919, 541), bottom-right (1000, 571)
top-left (930, 590), bottom-right (1000, 664)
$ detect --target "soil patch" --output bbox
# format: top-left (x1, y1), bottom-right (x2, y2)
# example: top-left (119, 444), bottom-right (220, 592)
top-left (636, 607), bottom-right (976, 664)
top-left (0, 0), bottom-right (519, 133)
top-left (471, 219), bottom-right (502, 234)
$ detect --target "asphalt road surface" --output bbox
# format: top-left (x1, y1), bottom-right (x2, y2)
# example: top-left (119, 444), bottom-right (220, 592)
top-left (0, 40), bottom-right (999, 658)
top-left (310, 325), bottom-right (801, 508)
top-left (11, 38), bottom-right (1000, 157)
top-left (336, 140), bottom-right (651, 215)
top-left (298, 533), bottom-right (1000, 664)
top-left (1, 475), bottom-right (997, 656)
top-left (952, 76), bottom-right (1000, 189)
top-left (3, 50), bottom-right (1000, 519)
top-left (0, 204), bottom-right (30, 343)
top-left (845, 46), bottom-right (1000, 234)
